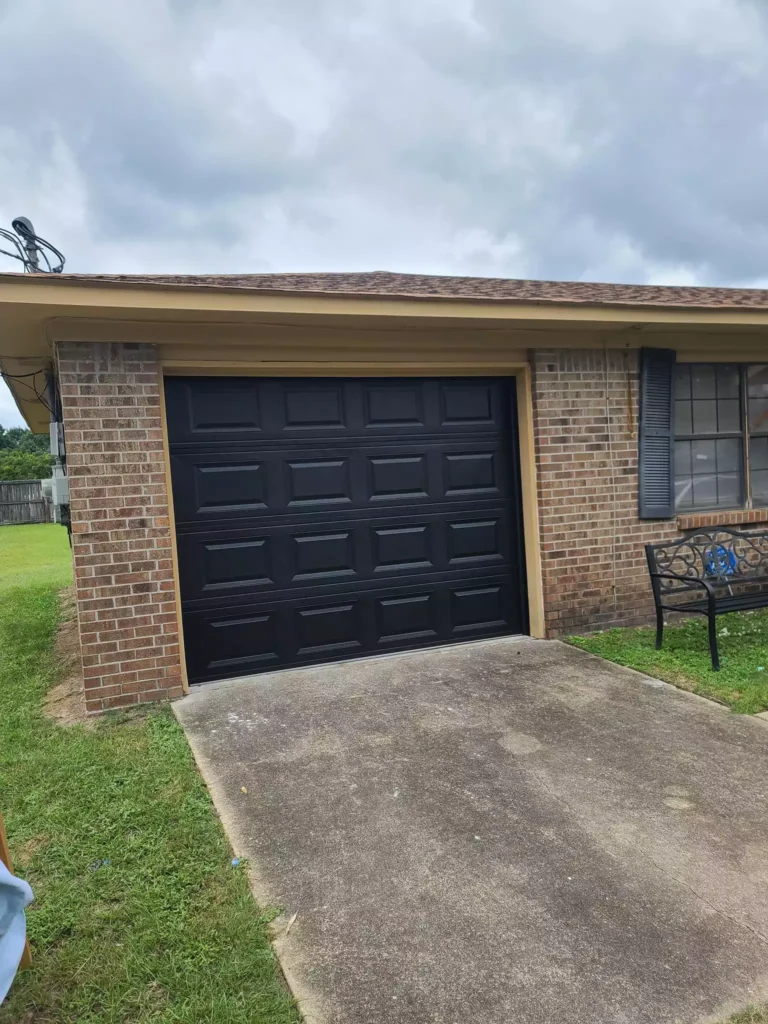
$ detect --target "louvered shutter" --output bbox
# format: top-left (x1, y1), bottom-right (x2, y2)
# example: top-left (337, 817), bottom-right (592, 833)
top-left (638, 348), bottom-right (676, 519)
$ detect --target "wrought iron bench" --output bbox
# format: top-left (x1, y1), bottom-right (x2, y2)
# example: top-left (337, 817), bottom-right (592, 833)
top-left (645, 528), bottom-right (768, 671)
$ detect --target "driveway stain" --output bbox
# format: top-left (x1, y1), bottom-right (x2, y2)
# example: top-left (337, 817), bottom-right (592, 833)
top-left (499, 730), bottom-right (544, 755)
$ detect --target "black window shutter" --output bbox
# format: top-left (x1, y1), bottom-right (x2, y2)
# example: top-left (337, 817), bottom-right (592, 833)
top-left (638, 348), bottom-right (676, 519)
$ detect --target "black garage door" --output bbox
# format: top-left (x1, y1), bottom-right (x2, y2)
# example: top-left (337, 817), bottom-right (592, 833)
top-left (165, 377), bottom-right (528, 684)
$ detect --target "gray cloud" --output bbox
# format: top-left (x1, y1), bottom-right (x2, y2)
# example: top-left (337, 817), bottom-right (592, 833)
top-left (6, 0), bottom-right (768, 422)
top-left (0, 0), bottom-right (766, 285)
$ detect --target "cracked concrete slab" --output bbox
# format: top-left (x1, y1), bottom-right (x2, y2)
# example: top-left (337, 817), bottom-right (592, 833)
top-left (174, 638), bottom-right (768, 1024)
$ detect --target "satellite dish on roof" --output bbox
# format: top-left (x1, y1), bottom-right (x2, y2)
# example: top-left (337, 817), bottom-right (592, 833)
top-left (0, 217), bottom-right (65, 273)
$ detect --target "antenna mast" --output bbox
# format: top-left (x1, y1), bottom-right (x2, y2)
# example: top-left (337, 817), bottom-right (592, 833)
top-left (0, 216), bottom-right (65, 273)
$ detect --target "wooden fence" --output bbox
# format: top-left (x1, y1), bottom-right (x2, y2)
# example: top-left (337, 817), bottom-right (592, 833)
top-left (0, 479), bottom-right (52, 526)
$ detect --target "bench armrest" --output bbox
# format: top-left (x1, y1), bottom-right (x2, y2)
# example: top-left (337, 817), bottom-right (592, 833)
top-left (649, 571), bottom-right (716, 606)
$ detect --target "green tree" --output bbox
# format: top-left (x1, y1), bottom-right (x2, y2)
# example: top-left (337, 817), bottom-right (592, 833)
top-left (0, 425), bottom-right (49, 453)
top-left (0, 450), bottom-right (52, 480)
top-left (16, 431), bottom-right (50, 453)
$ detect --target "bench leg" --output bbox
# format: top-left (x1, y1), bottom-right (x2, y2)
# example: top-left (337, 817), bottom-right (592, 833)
top-left (708, 612), bottom-right (721, 672)
top-left (655, 606), bottom-right (664, 650)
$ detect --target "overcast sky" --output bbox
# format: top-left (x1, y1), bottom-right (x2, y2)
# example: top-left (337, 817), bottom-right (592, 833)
top-left (1, 0), bottom-right (767, 425)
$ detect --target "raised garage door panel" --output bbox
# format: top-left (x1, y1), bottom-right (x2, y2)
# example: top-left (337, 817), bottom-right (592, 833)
top-left (164, 377), bottom-right (508, 444)
top-left (182, 575), bottom-right (517, 680)
top-left (169, 441), bottom-right (509, 524)
top-left (176, 507), bottom-right (513, 604)
top-left (165, 377), bottom-right (527, 683)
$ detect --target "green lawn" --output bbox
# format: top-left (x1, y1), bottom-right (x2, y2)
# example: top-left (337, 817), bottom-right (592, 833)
top-left (569, 610), bottom-right (768, 715)
top-left (1, 524), bottom-right (764, 1024)
top-left (724, 1011), bottom-right (768, 1024)
top-left (0, 524), bottom-right (300, 1024)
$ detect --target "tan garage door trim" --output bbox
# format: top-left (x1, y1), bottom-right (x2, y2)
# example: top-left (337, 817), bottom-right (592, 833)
top-left (158, 359), bottom-right (545, 695)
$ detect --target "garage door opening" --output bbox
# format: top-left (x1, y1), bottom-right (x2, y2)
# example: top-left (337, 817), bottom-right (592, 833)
top-left (165, 377), bottom-right (529, 684)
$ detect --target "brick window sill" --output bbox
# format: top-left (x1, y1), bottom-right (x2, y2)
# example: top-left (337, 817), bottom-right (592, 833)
top-left (677, 508), bottom-right (768, 531)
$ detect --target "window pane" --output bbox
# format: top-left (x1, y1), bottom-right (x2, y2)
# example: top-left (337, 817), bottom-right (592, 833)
top-left (716, 439), bottom-right (743, 507)
top-left (717, 399), bottom-right (741, 433)
top-left (674, 365), bottom-right (691, 399)
top-left (748, 366), bottom-right (768, 435)
top-left (691, 438), bottom-right (716, 473)
top-left (717, 366), bottom-right (740, 398)
top-left (752, 469), bottom-right (768, 504)
top-left (675, 437), bottom-right (744, 511)
top-left (749, 397), bottom-right (768, 434)
top-left (675, 475), bottom-right (694, 509)
top-left (693, 475), bottom-right (717, 506)
top-left (747, 365), bottom-right (768, 398)
top-left (674, 440), bottom-right (692, 476)
top-left (750, 436), bottom-right (768, 472)
top-left (674, 442), bottom-right (693, 509)
top-left (716, 437), bottom-right (741, 473)
top-left (717, 472), bottom-right (741, 507)
top-left (692, 400), bottom-right (717, 434)
top-left (692, 366), bottom-right (716, 399)
top-left (675, 400), bottom-right (692, 434)
top-left (675, 366), bottom-right (745, 436)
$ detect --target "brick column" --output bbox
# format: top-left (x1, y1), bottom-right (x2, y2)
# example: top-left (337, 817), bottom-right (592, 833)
top-left (530, 348), bottom-right (679, 636)
top-left (57, 342), bottom-right (184, 714)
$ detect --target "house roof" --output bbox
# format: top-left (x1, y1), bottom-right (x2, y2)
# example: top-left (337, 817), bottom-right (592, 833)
top-left (4, 267), bottom-right (768, 434)
top-left (9, 269), bottom-right (768, 310)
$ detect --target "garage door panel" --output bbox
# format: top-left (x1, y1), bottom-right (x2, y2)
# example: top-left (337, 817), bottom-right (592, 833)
top-left (165, 377), bottom-right (508, 445)
top-left (368, 454), bottom-right (429, 501)
top-left (205, 611), bottom-right (280, 672)
top-left (172, 441), bottom-right (508, 525)
top-left (293, 530), bottom-right (357, 581)
top-left (374, 592), bottom-right (439, 644)
top-left (176, 506), bottom-right (512, 605)
top-left (285, 457), bottom-right (353, 507)
top-left (285, 384), bottom-right (344, 428)
top-left (182, 573), bottom-right (516, 683)
top-left (364, 383), bottom-right (426, 428)
top-left (372, 523), bottom-right (432, 572)
top-left (450, 583), bottom-right (509, 635)
top-left (201, 537), bottom-right (272, 593)
top-left (193, 460), bottom-right (268, 515)
top-left (295, 603), bottom-right (363, 657)
top-left (165, 377), bottom-right (264, 440)
top-left (443, 451), bottom-right (499, 497)
top-left (440, 382), bottom-right (496, 425)
top-left (447, 518), bottom-right (503, 564)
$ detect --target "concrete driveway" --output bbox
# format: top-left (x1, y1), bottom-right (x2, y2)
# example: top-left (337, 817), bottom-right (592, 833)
top-left (174, 638), bottom-right (768, 1024)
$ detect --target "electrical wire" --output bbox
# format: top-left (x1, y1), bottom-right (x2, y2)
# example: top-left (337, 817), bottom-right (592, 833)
top-left (27, 234), bottom-right (65, 273)
top-left (0, 226), bottom-right (64, 274)
top-left (0, 229), bottom-right (27, 266)
top-left (2, 375), bottom-right (52, 414)
top-left (0, 370), bottom-right (53, 415)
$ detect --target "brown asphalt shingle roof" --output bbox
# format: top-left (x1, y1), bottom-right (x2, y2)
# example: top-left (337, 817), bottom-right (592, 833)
top-left (7, 270), bottom-right (768, 310)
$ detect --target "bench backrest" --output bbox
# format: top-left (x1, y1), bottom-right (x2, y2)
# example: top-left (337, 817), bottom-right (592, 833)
top-left (646, 528), bottom-right (768, 590)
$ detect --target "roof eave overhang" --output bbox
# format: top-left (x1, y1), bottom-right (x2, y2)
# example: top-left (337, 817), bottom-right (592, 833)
top-left (2, 274), bottom-right (768, 434)
top-left (7, 273), bottom-right (768, 325)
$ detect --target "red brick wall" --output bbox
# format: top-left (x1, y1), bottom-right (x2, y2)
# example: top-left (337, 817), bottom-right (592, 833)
top-left (57, 342), bottom-right (184, 715)
top-left (530, 348), bottom-right (679, 636)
